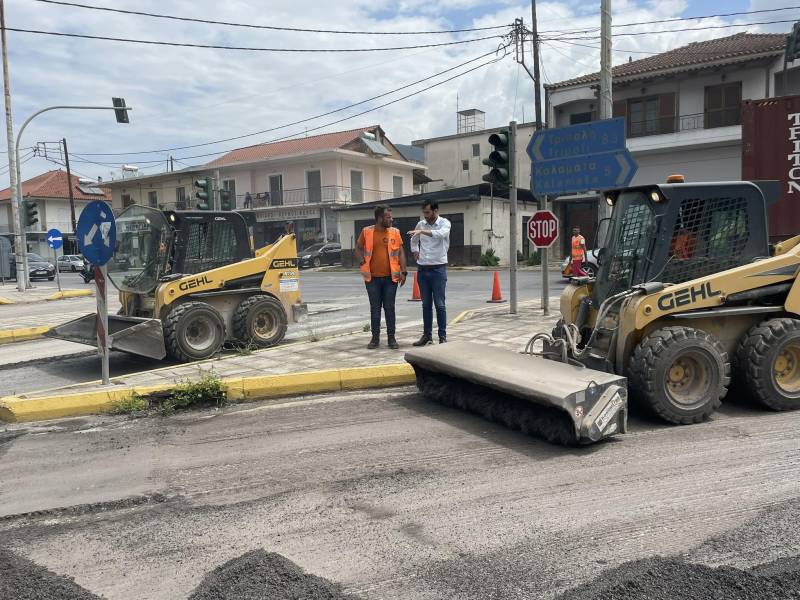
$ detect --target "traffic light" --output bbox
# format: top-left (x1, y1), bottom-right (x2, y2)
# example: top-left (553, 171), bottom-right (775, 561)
top-left (194, 177), bottom-right (212, 210)
top-left (787, 22), bottom-right (800, 62)
top-left (112, 97), bottom-right (130, 124)
top-left (220, 189), bottom-right (233, 211)
top-left (482, 129), bottom-right (511, 188)
top-left (22, 200), bottom-right (38, 227)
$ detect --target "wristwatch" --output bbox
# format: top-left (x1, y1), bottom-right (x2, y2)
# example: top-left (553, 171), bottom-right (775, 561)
top-left (402, 271), bottom-right (408, 275)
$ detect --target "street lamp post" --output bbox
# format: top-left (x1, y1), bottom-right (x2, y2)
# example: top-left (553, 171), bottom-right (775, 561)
top-left (12, 100), bottom-right (132, 290)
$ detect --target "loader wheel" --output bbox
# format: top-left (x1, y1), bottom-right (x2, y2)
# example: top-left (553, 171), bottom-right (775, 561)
top-left (233, 295), bottom-right (287, 348)
top-left (737, 318), bottom-right (800, 411)
top-left (628, 326), bottom-right (729, 424)
top-left (163, 301), bottom-right (225, 361)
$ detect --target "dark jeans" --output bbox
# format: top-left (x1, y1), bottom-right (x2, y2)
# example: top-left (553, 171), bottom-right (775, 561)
top-left (365, 276), bottom-right (398, 337)
top-left (417, 265), bottom-right (447, 338)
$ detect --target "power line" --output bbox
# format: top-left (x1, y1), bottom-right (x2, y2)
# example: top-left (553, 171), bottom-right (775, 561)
top-left (34, 0), bottom-right (511, 35)
top-left (70, 51), bottom-right (509, 168)
top-left (539, 5), bottom-right (800, 36)
top-left (74, 46), bottom-right (509, 157)
top-left (4, 27), bottom-right (508, 52)
top-left (539, 18), bottom-right (800, 41)
top-left (544, 38), bottom-right (672, 56)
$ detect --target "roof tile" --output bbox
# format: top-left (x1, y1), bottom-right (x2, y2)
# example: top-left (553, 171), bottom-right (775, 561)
top-left (0, 169), bottom-right (111, 202)
top-left (547, 33), bottom-right (786, 89)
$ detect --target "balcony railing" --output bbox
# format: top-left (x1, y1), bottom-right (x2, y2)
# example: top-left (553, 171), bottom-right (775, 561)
top-left (627, 108), bottom-right (741, 138)
top-left (238, 185), bottom-right (400, 209)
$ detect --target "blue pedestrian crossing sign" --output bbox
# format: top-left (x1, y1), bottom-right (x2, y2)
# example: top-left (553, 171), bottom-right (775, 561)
top-left (46, 228), bottom-right (63, 250)
top-left (77, 200), bottom-right (116, 266)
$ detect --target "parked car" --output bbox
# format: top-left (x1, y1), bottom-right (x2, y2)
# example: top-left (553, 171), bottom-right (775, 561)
top-left (57, 254), bottom-right (84, 272)
top-left (299, 242), bottom-right (342, 269)
top-left (27, 252), bottom-right (56, 280)
top-left (561, 249), bottom-right (599, 280)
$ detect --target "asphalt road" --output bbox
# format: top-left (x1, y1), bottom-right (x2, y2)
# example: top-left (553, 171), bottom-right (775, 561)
top-left (0, 270), bottom-right (564, 396)
top-left (1, 386), bottom-right (798, 599)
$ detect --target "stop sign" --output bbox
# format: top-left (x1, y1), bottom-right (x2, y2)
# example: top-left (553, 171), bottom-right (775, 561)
top-left (527, 210), bottom-right (559, 248)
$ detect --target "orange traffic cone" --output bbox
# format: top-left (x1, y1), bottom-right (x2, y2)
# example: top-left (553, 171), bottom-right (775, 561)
top-left (486, 271), bottom-right (507, 303)
top-left (408, 271), bottom-right (422, 302)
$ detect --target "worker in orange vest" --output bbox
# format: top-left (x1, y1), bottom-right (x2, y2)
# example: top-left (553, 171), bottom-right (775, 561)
top-left (571, 226), bottom-right (588, 277)
top-left (355, 205), bottom-right (408, 350)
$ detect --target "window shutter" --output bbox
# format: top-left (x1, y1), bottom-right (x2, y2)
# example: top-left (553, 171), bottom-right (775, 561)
top-left (659, 92), bottom-right (676, 134)
top-left (613, 99), bottom-right (626, 118)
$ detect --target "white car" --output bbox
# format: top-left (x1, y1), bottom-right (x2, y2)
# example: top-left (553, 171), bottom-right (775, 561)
top-left (561, 249), bottom-right (599, 279)
top-left (57, 254), bottom-right (84, 272)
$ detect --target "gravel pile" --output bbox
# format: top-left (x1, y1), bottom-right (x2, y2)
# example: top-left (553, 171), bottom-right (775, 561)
top-left (558, 556), bottom-right (800, 600)
top-left (188, 549), bottom-right (359, 600)
top-left (0, 546), bottom-right (103, 600)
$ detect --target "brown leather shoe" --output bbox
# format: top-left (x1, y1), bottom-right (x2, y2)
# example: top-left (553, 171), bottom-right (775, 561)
top-left (388, 336), bottom-right (399, 349)
top-left (367, 337), bottom-right (379, 349)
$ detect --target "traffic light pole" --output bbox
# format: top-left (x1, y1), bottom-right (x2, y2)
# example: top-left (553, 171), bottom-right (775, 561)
top-left (509, 120), bottom-right (518, 315)
top-left (12, 104), bottom-right (132, 290)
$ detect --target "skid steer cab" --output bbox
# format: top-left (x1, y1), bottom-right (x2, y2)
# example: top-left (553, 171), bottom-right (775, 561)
top-left (47, 205), bottom-right (307, 362)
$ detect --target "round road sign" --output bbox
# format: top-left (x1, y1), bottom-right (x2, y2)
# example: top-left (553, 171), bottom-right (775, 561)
top-left (527, 210), bottom-right (559, 249)
top-left (77, 200), bottom-right (116, 266)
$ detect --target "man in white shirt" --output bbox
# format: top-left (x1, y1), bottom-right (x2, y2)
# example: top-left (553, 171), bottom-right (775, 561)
top-left (408, 200), bottom-right (451, 346)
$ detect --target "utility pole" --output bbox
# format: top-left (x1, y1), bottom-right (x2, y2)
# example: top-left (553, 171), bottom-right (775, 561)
top-left (509, 120), bottom-right (518, 315)
top-left (1, 0), bottom-right (25, 292)
top-left (62, 138), bottom-right (77, 252)
top-left (599, 0), bottom-right (613, 219)
top-left (531, 0), bottom-right (550, 315)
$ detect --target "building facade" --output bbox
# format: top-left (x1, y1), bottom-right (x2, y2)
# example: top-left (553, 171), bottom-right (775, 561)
top-left (105, 126), bottom-right (423, 251)
top-left (335, 184), bottom-right (538, 267)
top-left (0, 169), bottom-right (110, 256)
top-left (544, 32), bottom-right (793, 255)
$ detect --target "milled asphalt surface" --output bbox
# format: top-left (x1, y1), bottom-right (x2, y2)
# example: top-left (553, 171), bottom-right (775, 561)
top-left (1, 382), bottom-right (798, 599)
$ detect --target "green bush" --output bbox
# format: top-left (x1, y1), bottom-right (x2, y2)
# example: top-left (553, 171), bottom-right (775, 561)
top-left (112, 372), bottom-right (226, 416)
top-left (479, 248), bottom-right (500, 266)
top-left (527, 251), bottom-right (542, 266)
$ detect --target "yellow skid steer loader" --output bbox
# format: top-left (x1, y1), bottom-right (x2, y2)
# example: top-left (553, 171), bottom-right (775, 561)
top-left (406, 179), bottom-right (798, 445)
top-left (47, 204), bottom-right (306, 361)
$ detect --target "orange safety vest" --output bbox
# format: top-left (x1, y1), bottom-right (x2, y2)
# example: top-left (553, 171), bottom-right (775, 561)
top-left (571, 235), bottom-right (586, 261)
top-left (360, 225), bottom-right (403, 283)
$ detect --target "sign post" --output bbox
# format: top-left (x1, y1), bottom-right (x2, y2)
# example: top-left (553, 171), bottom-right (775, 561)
top-left (76, 201), bottom-right (116, 385)
top-left (527, 118), bottom-right (638, 314)
top-left (46, 228), bottom-right (63, 293)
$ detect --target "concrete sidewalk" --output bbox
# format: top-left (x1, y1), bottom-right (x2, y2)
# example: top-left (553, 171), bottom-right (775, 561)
top-left (0, 299), bottom-right (560, 421)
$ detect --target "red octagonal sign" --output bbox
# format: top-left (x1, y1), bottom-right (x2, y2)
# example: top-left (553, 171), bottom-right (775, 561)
top-left (527, 210), bottom-right (559, 248)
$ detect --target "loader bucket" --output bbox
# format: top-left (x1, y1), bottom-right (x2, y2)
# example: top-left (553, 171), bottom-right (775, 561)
top-left (45, 314), bottom-right (167, 360)
top-left (404, 341), bottom-right (627, 445)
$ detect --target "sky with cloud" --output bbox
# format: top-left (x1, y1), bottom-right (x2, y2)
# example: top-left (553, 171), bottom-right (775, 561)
top-left (0, 0), bottom-right (794, 188)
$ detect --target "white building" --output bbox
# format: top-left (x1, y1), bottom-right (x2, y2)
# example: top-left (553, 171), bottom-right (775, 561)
top-left (544, 32), bottom-right (791, 255)
top-left (105, 125), bottom-right (423, 251)
top-left (0, 169), bottom-right (110, 256)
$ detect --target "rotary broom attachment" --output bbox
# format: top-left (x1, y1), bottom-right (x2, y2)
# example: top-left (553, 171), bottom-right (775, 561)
top-left (405, 341), bottom-right (628, 446)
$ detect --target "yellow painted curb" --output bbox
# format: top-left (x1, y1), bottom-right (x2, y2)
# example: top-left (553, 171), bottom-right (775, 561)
top-left (0, 364), bottom-right (417, 423)
top-left (450, 309), bottom-right (473, 326)
top-left (0, 325), bottom-right (52, 345)
top-left (0, 296), bottom-right (13, 305)
top-left (45, 289), bottom-right (93, 301)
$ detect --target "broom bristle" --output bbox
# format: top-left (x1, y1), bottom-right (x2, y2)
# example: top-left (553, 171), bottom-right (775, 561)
top-left (414, 367), bottom-right (578, 446)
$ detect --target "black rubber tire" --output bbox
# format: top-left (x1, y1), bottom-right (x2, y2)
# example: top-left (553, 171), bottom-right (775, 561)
top-left (312, 256), bottom-right (321, 268)
top-left (163, 301), bottom-right (225, 361)
top-left (232, 295), bottom-right (287, 348)
top-left (628, 326), bottom-right (730, 424)
top-left (48, 276), bottom-right (54, 281)
top-left (736, 318), bottom-right (800, 411)
top-left (582, 263), bottom-right (597, 278)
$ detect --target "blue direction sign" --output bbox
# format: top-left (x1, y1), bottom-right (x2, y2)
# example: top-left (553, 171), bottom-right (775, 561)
top-left (46, 228), bottom-right (63, 250)
top-left (531, 149), bottom-right (638, 197)
top-left (527, 117), bottom-right (625, 161)
top-left (77, 200), bottom-right (116, 266)
top-left (527, 118), bottom-right (638, 196)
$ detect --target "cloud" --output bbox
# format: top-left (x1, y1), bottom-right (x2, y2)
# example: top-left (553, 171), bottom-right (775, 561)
top-left (0, 0), bottom-right (790, 188)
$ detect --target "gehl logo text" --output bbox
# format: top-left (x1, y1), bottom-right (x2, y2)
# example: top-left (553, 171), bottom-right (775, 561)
top-left (270, 258), bottom-right (298, 269)
top-left (657, 282), bottom-right (721, 311)
top-left (179, 275), bottom-right (212, 291)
